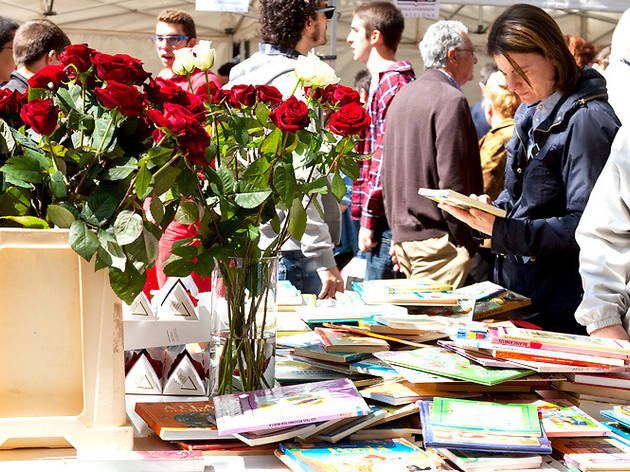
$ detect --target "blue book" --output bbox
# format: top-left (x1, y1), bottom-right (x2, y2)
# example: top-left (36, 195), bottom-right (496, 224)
top-left (418, 400), bottom-right (552, 454)
top-left (601, 421), bottom-right (630, 446)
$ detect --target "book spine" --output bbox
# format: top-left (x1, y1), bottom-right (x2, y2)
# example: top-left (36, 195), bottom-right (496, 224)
top-left (488, 343), bottom-right (625, 366)
top-left (572, 374), bottom-right (630, 389)
top-left (494, 351), bottom-right (617, 369)
top-left (492, 337), bottom-right (630, 360)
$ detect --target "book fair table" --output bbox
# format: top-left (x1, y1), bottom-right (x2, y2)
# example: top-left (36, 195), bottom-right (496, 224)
top-left (5, 279), bottom-right (630, 471)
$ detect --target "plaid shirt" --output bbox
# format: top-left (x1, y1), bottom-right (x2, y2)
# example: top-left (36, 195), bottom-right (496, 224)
top-left (351, 61), bottom-right (415, 230)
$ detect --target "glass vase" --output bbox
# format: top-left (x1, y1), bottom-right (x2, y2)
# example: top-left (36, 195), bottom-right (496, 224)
top-left (209, 256), bottom-right (278, 395)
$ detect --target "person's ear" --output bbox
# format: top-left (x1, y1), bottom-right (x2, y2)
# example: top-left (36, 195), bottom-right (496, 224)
top-left (46, 49), bottom-right (58, 66)
top-left (447, 47), bottom-right (458, 63)
top-left (369, 29), bottom-right (380, 46)
top-left (187, 37), bottom-right (197, 47)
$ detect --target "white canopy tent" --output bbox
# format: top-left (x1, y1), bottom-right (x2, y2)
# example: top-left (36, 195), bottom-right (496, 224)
top-left (0, 0), bottom-right (625, 100)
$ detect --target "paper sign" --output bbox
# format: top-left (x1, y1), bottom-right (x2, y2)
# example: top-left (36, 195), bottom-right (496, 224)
top-left (395, 0), bottom-right (439, 18)
top-left (195, 0), bottom-right (249, 13)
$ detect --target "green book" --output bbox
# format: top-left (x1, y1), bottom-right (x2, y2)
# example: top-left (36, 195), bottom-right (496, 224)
top-left (374, 347), bottom-right (533, 386)
top-left (431, 397), bottom-right (541, 436)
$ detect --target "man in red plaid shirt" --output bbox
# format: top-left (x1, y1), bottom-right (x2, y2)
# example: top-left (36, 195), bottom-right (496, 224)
top-left (347, 1), bottom-right (415, 280)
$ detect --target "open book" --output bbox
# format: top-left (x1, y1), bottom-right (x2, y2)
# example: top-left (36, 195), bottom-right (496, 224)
top-left (418, 188), bottom-right (507, 218)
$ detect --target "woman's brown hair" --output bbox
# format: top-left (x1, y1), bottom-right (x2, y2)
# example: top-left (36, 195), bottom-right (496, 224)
top-left (487, 4), bottom-right (579, 94)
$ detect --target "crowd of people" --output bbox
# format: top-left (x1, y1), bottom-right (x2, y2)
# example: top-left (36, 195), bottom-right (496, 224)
top-left (2, 1), bottom-right (630, 340)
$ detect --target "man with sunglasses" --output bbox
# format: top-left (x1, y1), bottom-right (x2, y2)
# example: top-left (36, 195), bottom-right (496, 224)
top-left (228, 0), bottom-right (345, 299)
top-left (153, 8), bottom-right (221, 91)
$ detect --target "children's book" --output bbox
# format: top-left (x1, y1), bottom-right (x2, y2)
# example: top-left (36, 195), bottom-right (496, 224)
top-left (573, 373), bottom-right (630, 389)
top-left (431, 397), bottom-right (542, 437)
top-left (314, 327), bottom-right (390, 353)
top-left (437, 448), bottom-right (542, 472)
top-left (315, 408), bottom-right (387, 443)
top-left (277, 438), bottom-right (449, 472)
top-left (374, 347), bottom-right (533, 386)
top-left (488, 345), bottom-right (626, 368)
top-left (322, 323), bottom-right (430, 349)
top-left (134, 401), bottom-right (232, 441)
top-left (289, 354), bottom-right (359, 376)
top-left (601, 409), bottom-right (630, 429)
top-left (349, 357), bottom-right (400, 378)
top-left (419, 401), bottom-right (552, 454)
top-left (418, 188), bottom-right (507, 217)
top-left (564, 452), bottom-right (630, 471)
top-left (469, 289), bottom-right (531, 321)
top-left (551, 436), bottom-right (630, 456)
top-left (292, 342), bottom-right (370, 363)
top-left (296, 301), bottom-right (407, 324)
top-left (438, 340), bottom-right (524, 368)
top-left (353, 281), bottom-right (460, 306)
top-left (213, 378), bottom-right (370, 435)
top-left (534, 400), bottom-right (609, 437)
top-left (275, 355), bottom-right (346, 382)
top-left (496, 327), bottom-right (630, 356)
top-left (232, 423), bottom-right (317, 446)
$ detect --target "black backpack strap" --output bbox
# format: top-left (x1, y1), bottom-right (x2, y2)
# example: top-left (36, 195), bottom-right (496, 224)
top-left (265, 69), bottom-right (295, 85)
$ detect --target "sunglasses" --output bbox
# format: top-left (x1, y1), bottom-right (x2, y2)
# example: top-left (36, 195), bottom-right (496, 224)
top-left (316, 5), bottom-right (336, 20)
top-left (151, 35), bottom-right (189, 46)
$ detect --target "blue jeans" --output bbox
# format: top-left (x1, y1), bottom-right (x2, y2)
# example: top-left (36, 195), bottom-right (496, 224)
top-left (365, 226), bottom-right (400, 281)
top-left (279, 250), bottom-right (322, 295)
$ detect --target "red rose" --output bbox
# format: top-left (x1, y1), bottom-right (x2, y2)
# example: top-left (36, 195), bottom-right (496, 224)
top-left (0, 88), bottom-right (19, 115)
top-left (144, 77), bottom-right (184, 105)
top-left (326, 84), bottom-right (361, 107)
top-left (194, 81), bottom-right (226, 105)
top-left (94, 81), bottom-right (144, 117)
top-left (20, 98), bottom-right (59, 135)
top-left (28, 65), bottom-right (68, 91)
top-left (174, 90), bottom-right (206, 117)
top-left (178, 123), bottom-right (210, 165)
top-left (229, 84), bottom-right (256, 107)
top-left (269, 96), bottom-right (309, 133)
top-left (92, 52), bottom-right (151, 85)
top-left (305, 86), bottom-right (328, 103)
top-left (147, 102), bottom-right (198, 134)
top-left (58, 44), bottom-right (93, 73)
top-left (329, 102), bottom-right (370, 136)
top-left (255, 85), bottom-right (283, 107)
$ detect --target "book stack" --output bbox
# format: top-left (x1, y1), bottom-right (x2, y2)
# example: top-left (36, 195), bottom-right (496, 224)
top-left (600, 405), bottom-right (630, 441)
top-left (419, 397), bottom-right (552, 455)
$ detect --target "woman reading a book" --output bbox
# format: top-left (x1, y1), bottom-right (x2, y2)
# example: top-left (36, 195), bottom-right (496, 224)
top-left (440, 4), bottom-right (619, 334)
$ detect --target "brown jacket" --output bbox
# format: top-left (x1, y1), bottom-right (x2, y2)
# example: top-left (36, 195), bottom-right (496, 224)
top-left (382, 69), bottom-right (483, 255)
top-left (479, 118), bottom-right (514, 200)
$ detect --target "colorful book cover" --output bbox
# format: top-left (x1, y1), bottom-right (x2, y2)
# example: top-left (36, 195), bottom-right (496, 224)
top-left (374, 347), bottom-right (533, 386)
top-left (213, 378), bottom-right (370, 435)
top-left (564, 453), bottom-right (630, 471)
top-left (601, 409), bottom-right (630, 429)
top-left (497, 327), bottom-right (630, 355)
top-left (275, 355), bottom-right (346, 382)
top-left (437, 448), bottom-right (542, 472)
top-left (353, 281), bottom-right (460, 306)
top-left (431, 397), bottom-right (541, 436)
top-left (349, 357), bottom-right (399, 378)
top-left (278, 438), bottom-right (447, 472)
top-left (419, 401), bottom-right (552, 454)
top-left (232, 423), bottom-right (317, 446)
top-left (535, 400), bottom-right (609, 437)
top-left (316, 408), bottom-right (387, 443)
top-left (551, 436), bottom-right (630, 456)
top-left (315, 327), bottom-right (390, 353)
top-left (471, 290), bottom-right (531, 321)
top-left (134, 401), bottom-right (230, 441)
top-left (292, 342), bottom-right (369, 363)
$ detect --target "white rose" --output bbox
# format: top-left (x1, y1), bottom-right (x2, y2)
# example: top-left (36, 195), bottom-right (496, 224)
top-left (172, 47), bottom-right (196, 75)
top-left (294, 55), bottom-right (339, 88)
top-left (192, 40), bottom-right (216, 71)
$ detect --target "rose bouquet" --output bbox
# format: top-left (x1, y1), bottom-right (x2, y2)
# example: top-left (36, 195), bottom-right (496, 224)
top-left (0, 45), bottom-right (203, 303)
top-left (150, 50), bottom-right (370, 393)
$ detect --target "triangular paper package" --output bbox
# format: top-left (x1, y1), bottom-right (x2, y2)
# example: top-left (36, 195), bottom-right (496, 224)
top-left (162, 352), bottom-right (206, 395)
top-left (155, 279), bottom-right (198, 320)
top-left (125, 352), bottom-right (162, 394)
top-left (123, 292), bottom-right (156, 320)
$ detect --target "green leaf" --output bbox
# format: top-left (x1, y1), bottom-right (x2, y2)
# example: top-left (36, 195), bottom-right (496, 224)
top-left (27, 87), bottom-right (47, 100)
top-left (113, 210), bottom-right (143, 245)
top-left (261, 127), bottom-right (282, 155)
top-left (247, 224), bottom-right (260, 241)
top-left (152, 165), bottom-right (181, 197)
top-left (171, 240), bottom-right (197, 260)
top-left (67, 108), bottom-right (94, 133)
top-left (0, 118), bottom-right (16, 155)
top-left (175, 201), bottom-right (198, 225)
top-left (142, 229), bottom-right (159, 265)
top-left (103, 163), bottom-right (137, 181)
top-left (0, 151), bottom-right (49, 183)
top-left (0, 215), bottom-right (49, 228)
top-left (234, 189), bottom-right (272, 209)
top-left (81, 189), bottom-right (118, 226)
top-left (241, 157), bottom-right (271, 188)
top-left (287, 198), bottom-right (307, 241)
top-left (163, 254), bottom-right (195, 278)
top-left (69, 220), bottom-right (99, 260)
top-left (108, 264), bottom-right (145, 305)
top-left (48, 171), bottom-right (67, 200)
top-left (339, 156), bottom-right (360, 181)
top-left (273, 163), bottom-right (297, 204)
top-left (216, 165), bottom-right (235, 193)
top-left (331, 171), bottom-right (346, 202)
top-left (0, 186), bottom-right (30, 216)
top-left (150, 197), bottom-right (165, 227)
top-left (302, 176), bottom-right (328, 194)
top-left (47, 204), bottom-right (75, 228)
top-left (91, 116), bottom-right (116, 151)
top-left (255, 102), bottom-right (271, 125)
top-left (193, 251), bottom-right (215, 278)
top-left (270, 212), bottom-right (281, 233)
top-left (135, 164), bottom-right (152, 199)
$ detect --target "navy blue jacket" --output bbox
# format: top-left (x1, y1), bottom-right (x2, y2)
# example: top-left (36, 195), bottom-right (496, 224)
top-left (490, 67), bottom-right (620, 328)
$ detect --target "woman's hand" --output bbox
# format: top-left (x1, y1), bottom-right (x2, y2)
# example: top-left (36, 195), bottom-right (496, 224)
top-left (590, 324), bottom-right (630, 341)
top-left (438, 194), bottom-right (496, 236)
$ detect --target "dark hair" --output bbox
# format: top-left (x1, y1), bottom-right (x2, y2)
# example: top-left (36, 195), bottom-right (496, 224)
top-left (0, 16), bottom-right (18, 48)
top-left (353, 1), bottom-right (404, 52)
top-left (487, 4), bottom-right (579, 94)
top-left (353, 68), bottom-right (371, 95)
top-left (13, 19), bottom-right (70, 66)
top-left (218, 61), bottom-right (237, 76)
top-left (565, 34), bottom-right (597, 67)
top-left (259, 0), bottom-right (320, 50)
top-left (157, 8), bottom-right (196, 39)
top-left (479, 62), bottom-right (498, 85)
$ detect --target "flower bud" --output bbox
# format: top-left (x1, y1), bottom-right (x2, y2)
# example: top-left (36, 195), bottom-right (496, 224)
top-left (192, 40), bottom-right (216, 71)
top-left (294, 54), bottom-right (339, 88)
top-left (172, 48), bottom-right (196, 75)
